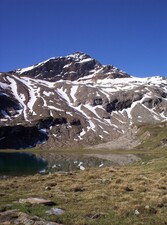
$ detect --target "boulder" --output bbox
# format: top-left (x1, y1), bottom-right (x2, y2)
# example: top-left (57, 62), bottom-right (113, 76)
top-left (18, 197), bottom-right (55, 206)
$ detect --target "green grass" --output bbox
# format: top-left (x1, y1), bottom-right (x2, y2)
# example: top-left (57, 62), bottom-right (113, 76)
top-left (136, 122), bottom-right (167, 150)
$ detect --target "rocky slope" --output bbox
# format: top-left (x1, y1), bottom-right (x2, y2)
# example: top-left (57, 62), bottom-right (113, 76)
top-left (0, 52), bottom-right (167, 149)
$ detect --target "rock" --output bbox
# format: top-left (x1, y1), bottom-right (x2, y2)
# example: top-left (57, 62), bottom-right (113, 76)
top-left (134, 209), bottom-right (140, 215)
top-left (0, 209), bottom-right (19, 223)
top-left (145, 205), bottom-right (150, 209)
top-left (18, 197), bottom-right (55, 206)
top-left (45, 186), bottom-right (51, 190)
top-left (46, 208), bottom-right (65, 215)
top-left (0, 210), bottom-right (62, 225)
top-left (125, 186), bottom-right (134, 192)
top-left (161, 138), bottom-right (167, 145)
top-left (86, 213), bottom-right (105, 219)
top-left (71, 185), bottom-right (85, 192)
top-left (0, 125), bottom-right (48, 149)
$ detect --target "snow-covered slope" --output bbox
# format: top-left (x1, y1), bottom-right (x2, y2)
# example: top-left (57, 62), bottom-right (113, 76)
top-left (0, 52), bottom-right (167, 149)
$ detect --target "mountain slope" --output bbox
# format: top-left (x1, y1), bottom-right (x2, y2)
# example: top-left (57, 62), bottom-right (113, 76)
top-left (0, 52), bottom-right (167, 149)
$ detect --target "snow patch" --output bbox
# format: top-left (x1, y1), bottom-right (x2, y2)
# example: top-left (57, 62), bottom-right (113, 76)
top-left (7, 76), bottom-right (28, 120)
top-left (70, 85), bottom-right (78, 102)
top-left (57, 87), bottom-right (70, 103)
top-left (80, 129), bottom-right (86, 137)
top-left (43, 91), bottom-right (54, 97)
top-left (78, 162), bottom-right (85, 170)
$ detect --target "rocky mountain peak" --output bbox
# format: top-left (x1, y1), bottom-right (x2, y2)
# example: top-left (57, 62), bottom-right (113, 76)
top-left (12, 52), bottom-right (130, 82)
top-left (66, 51), bottom-right (94, 61)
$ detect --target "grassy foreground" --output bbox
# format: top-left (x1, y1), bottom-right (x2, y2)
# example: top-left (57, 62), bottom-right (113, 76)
top-left (0, 123), bottom-right (167, 225)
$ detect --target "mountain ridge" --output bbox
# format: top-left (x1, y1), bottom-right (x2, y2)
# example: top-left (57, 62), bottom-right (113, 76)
top-left (9, 52), bottom-right (130, 81)
top-left (0, 52), bottom-right (167, 149)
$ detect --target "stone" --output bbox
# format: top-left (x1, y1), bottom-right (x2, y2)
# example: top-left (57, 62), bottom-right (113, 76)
top-left (45, 186), bottom-right (51, 190)
top-left (86, 213), bottom-right (105, 219)
top-left (125, 186), bottom-right (134, 192)
top-left (18, 197), bottom-right (55, 206)
top-left (0, 210), bottom-right (62, 225)
top-left (134, 209), bottom-right (140, 215)
top-left (46, 208), bottom-right (65, 215)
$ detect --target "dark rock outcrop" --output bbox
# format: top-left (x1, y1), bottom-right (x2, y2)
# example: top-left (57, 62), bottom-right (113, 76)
top-left (142, 98), bottom-right (162, 109)
top-left (11, 52), bottom-right (129, 81)
top-left (0, 93), bottom-right (21, 118)
top-left (0, 125), bottom-right (48, 149)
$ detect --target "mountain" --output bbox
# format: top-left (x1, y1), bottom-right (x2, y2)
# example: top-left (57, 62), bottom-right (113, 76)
top-left (0, 52), bottom-right (167, 149)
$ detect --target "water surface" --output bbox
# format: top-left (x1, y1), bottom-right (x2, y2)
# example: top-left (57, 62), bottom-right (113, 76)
top-left (0, 151), bottom-right (131, 176)
top-left (0, 152), bottom-right (47, 176)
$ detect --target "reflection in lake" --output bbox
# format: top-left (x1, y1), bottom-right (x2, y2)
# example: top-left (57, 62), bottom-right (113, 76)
top-left (0, 152), bottom-right (47, 176)
top-left (38, 153), bottom-right (112, 173)
top-left (0, 152), bottom-right (114, 176)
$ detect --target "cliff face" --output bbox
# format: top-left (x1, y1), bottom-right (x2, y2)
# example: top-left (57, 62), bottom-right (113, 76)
top-left (0, 52), bottom-right (167, 149)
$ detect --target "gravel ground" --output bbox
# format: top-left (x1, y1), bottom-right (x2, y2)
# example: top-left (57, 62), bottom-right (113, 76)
top-left (87, 131), bottom-right (140, 150)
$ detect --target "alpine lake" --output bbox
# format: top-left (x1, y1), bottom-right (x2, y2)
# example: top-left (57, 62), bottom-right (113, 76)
top-left (0, 150), bottom-right (116, 176)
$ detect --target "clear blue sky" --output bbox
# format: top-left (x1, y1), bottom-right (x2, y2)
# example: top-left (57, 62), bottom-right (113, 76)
top-left (0, 0), bottom-right (166, 77)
